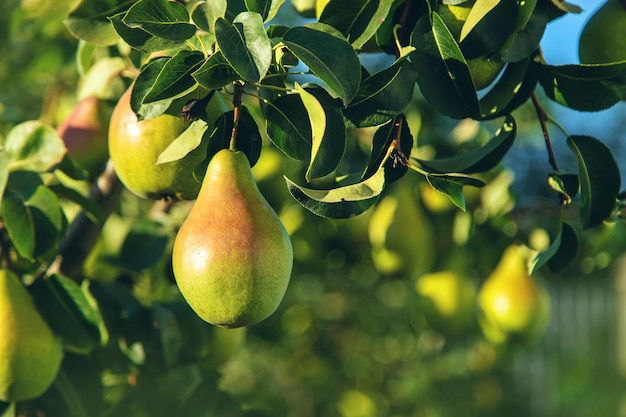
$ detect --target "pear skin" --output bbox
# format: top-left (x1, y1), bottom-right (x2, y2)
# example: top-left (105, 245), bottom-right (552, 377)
top-left (578, 0), bottom-right (626, 64)
top-left (0, 269), bottom-right (63, 402)
top-left (57, 96), bottom-right (111, 174)
top-left (172, 149), bottom-right (293, 328)
top-left (108, 87), bottom-right (206, 200)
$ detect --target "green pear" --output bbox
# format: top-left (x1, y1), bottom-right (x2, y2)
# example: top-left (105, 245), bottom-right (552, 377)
top-left (416, 270), bottom-right (476, 334)
top-left (368, 181), bottom-right (435, 276)
top-left (57, 96), bottom-right (112, 174)
top-left (172, 149), bottom-right (293, 328)
top-left (108, 87), bottom-right (206, 200)
top-left (0, 269), bottom-right (63, 402)
top-left (578, 0), bottom-right (626, 64)
top-left (477, 245), bottom-right (551, 344)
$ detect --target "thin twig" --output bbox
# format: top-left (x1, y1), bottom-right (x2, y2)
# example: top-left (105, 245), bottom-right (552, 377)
top-left (229, 81), bottom-right (244, 151)
top-left (531, 93), bottom-right (559, 172)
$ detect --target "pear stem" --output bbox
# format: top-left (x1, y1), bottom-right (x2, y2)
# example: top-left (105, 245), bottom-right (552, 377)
top-left (229, 82), bottom-right (244, 151)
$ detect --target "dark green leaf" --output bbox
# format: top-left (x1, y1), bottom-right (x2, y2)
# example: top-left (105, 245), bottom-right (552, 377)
top-left (458, 0), bottom-right (520, 59)
top-left (531, 221), bottom-right (579, 273)
top-left (297, 85), bottom-right (346, 181)
top-left (425, 173), bottom-right (485, 211)
top-left (152, 302), bottom-right (182, 368)
top-left (5, 121), bottom-right (66, 172)
top-left (31, 274), bottom-right (103, 353)
top-left (478, 58), bottom-right (531, 118)
top-left (64, 0), bottom-right (128, 45)
top-left (410, 14), bottom-right (479, 119)
top-left (143, 50), bottom-right (205, 104)
top-left (414, 115), bottom-right (516, 174)
top-left (193, 51), bottom-right (241, 89)
top-left (319, 0), bottom-right (395, 49)
top-left (109, 11), bottom-right (184, 52)
top-left (567, 135), bottom-right (621, 229)
top-left (537, 61), bottom-right (626, 111)
top-left (361, 116), bottom-right (413, 183)
top-left (265, 93), bottom-right (312, 160)
top-left (285, 167), bottom-right (385, 219)
top-left (52, 353), bottom-right (104, 417)
top-left (500, 0), bottom-right (548, 63)
top-left (214, 13), bottom-right (272, 82)
top-left (123, 0), bottom-right (196, 41)
top-left (548, 172), bottom-right (579, 204)
top-left (0, 152), bottom-right (9, 203)
top-left (344, 58), bottom-right (418, 127)
top-left (2, 172), bottom-right (63, 259)
top-left (245, 0), bottom-right (284, 22)
top-left (131, 58), bottom-right (174, 119)
top-left (194, 107), bottom-right (263, 181)
top-left (114, 220), bottom-right (171, 272)
top-left (283, 23), bottom-right (361, 105)
top-left (191, 0), bottom-right (227, 33)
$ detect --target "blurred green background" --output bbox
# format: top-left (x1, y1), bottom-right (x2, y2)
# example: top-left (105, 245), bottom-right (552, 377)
top-left (2, 1), bottom-right (626, 416)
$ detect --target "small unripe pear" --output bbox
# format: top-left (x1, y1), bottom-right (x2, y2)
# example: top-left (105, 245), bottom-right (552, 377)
top-left (578, 0), bottom-right (626, 64)
top-left (57, 96), bottom-right (111, 174)
top-left (108, 87), bottom-right (206, 200)
top-left (477, 245), bottom-right (551, 344)
top-left (0, 269), bottom-right (63, 402)
top-left (172, 149), bottom-right (293, 328)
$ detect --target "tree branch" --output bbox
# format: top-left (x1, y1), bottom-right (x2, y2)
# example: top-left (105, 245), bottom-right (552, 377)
top-left (54, 159), bottom-right (123, 279)
top-left (531, 93), bottom-right (559, 172)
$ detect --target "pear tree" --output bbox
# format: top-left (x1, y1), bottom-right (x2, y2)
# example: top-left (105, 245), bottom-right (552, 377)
top-left (1, 0), bottom-right (626, 415)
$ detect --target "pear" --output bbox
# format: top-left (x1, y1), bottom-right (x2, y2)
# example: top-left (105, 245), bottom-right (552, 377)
top-left (578, 0), bottom-right (626, 64)
top-left (416, 270), bottom-right (476, 334)
top-left (172, 149), bottom-right (293, 328)
top-left (57, 96), bottom-right (112, 175)
top-left (0, 269), bottom-right (63, 402)
top-left (368, 181), bottom-right (435, 276)
top-left (477, 245), bottom-right (551, 344)
top-left (108, 87), bottom-right (207, 200)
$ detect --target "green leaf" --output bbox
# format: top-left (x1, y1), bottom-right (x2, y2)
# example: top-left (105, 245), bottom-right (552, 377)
top-left (109, 11), bottom-right (184, 53)
top-left (297, 85), bottom-right (346, 182)
top-left (214, 13), bottom-right (272, 82)
top-left (410, 14), bottom-right (479, 119)
top-left (344, 57), bottom-right (418, 127)
top-left (2, 172), bottom-right (63, 259)
top-left (531, 221), bottom-right (579, 274)
top-left (500, 0), bottom-right (548, 63)
top-left (131, 58), bottom-right (174, 119)
top-left (361, 115), bottom-right (413, 184)
top-left (53, 353), bottom-right (104, 417)
top-left (414, 115), bottom-right (516, 174)
top-left (319, 0), bottom-right (395, 49)
top-left (30, 274), bottom-right (103, 353)
top-left (245, 0), bottom-right (285, 22)
top-left (48, 182), bottom-right (104, 225)
top-left (5, 121), bottom-right (66, 172)
top-left (537, 61), bottom-right (626, 111)
top-left (143, 51), bottom-right (205, 104)
top-left (191, 0), bottom-right (227, 33)
top-left (152, 303), bottom-right (183, 368)
top-left (194, 107), bottom-right (263, 181)
top-left (265, 93), bottom-right (312, 160)
top-left (0, 151), bottom-right (9, 203)
top-left (459, 0), bottom-right (520, 59)
top-left (478, 58), bottom-right (533, 118)
top-left (548, 172), bottom-right (579, 205)
top-left (283, 23), bottom-right (361, 105)
top-left (64, 0), bottom-right (127, 45)
top-left (567, 135), bottom-right (621, 229)
top-left (113, 220), bottom-right (171, 273)
top-left (193, 51), bottom-right (241, 90)
top-left (285, 167), bottom-right (385, 219)
top-left (157, 120), bottom-right (208, 164)
top-left (425, 173), bottom-right (485, 211)
top-left (123, 0), bottom-right (196, 41)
